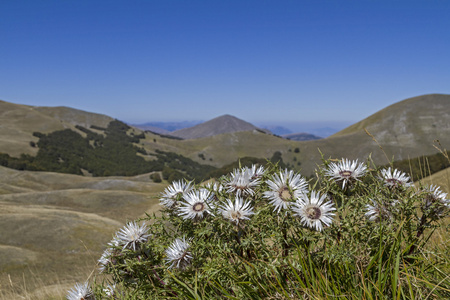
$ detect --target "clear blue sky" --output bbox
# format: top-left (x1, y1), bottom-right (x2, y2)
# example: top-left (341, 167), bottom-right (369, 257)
top-left (1, 0), bottom-right (449, 128)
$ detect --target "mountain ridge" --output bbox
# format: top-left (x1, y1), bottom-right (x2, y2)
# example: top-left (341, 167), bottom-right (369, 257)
top-left (170, 114), bottom-right (270, 139)
top-left (1, 93), bottom-right (449, 177)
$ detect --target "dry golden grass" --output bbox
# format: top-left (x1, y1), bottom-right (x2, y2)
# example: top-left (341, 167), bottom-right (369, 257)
top-left (0, 100), bottom-right (114, 157)
top-left (0, 166), bottom-right (167, 299)
top-left (418, 167), bottom-right (450, 193)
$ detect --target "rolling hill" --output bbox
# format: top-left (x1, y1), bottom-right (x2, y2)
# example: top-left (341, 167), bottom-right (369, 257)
top-left (170, 114), bottom-right (269, 139)
top-left (135, 94), bottom-right (450, 176)
top-left (0, 165), bottom-right (165, 299)
top-left (1, 93), bottom-right (450, 298)
top-left (1, 94), bottom-right (450, 177)
top-left (0, 100), bottom-right (115, 157)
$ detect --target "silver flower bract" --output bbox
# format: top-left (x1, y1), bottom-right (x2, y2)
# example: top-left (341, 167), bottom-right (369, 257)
top-left (291, 191), bottom-right (335, 231)
top-left (165, 236), bottom-right (193, 269)
top-left (219, 196), bottom-right (255, 225)
top-left (66, 282), bottom-right (95, 300)
top-left (263, 169), bottom-right (308, 213)
top-left (116, 221), bottom-right (151, 251)
top-left (423, 185), bottom-right (449, 217)
top-left (249, 164), bottom-right (266, 180)
top-left (98, 247), bottom-right (112, 273)
top-left (379, 167), bottom-right (412, 188)
top-left (178, 189), bottom-right (214, 219)
top-left (160, 180), bottom-right (194, 208)
top-left (365, 199), bottom-right (393, 222)
top-left (225, 166), bottom-right (261, 196)
top-left (202, 181), bottom-right (224, 202)
top-left (325, 158), bottom-right (367, 189)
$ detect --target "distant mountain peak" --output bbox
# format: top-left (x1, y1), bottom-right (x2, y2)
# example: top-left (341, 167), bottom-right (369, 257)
top-left (171, 114), bottom-right (268, 139)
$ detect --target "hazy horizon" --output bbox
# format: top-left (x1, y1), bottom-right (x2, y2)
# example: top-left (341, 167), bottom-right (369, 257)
top-left (129, 116), bottom-right (353, 137)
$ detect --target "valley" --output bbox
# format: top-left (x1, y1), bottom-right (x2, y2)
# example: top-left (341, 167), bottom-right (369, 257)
top-left (0, 93), bottom-right (449, 298)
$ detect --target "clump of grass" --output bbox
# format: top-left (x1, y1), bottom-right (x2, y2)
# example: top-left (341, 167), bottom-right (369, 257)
top-left (72, 158), bottom-right (449, 299)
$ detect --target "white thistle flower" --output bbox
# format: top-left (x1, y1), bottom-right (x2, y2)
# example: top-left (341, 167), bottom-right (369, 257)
top-left (160, 180), bottom-right (193, 208)
top-left (365, 199), bottom-right (393, 222)
top-left (116, 221), bottom-right (151, 251)
top-left (98, 236), bottom-right (121, 272)
top-left (379, 167), bottom-right (412, 188)
top-left (263, 169), bottom-right (308, 213)
top-left (202, 181), bottom-right (224, 202)
top-left (98, 247), bottom-right (112, 273)
top-left (291, 191), bottom-right (335, 232)
top-left (423, 185), bottom-right (449, 217)
top-left (165, 236), bottom-right (193, 269)
top-left (219, 196), bottom-right (254, 225)
top-left (325, 158), bottom-right (367, 189)
top-left (178, 189), bottom-right (214, 219)
top-left (249, 164), bottom-right (266, 180)
top-left (203, 181), bottom-right (224, 193)
top-left (66, 282), bottom-right (95, 300)
top-left (225, 167), bottom-right (260, 196)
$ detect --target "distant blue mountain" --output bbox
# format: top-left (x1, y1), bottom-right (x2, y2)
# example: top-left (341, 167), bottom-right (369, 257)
top-left (260, 126), bottom-right (292, 136)
top-left (132, 120), bottom-right (203, 133)
top-left (133, 120), bottom-right (349, 138)
top-left (282, 132), bottom-right (323, 141)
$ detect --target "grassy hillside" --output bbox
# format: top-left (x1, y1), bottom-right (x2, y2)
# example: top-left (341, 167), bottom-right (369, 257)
top-left (0, 100), bottom-right (115, 158)
top-left (138, 94), bottom-right (450, 176)
top-left (2, 94), bottom-right (450, 178)
top-left (419, 167), bottom-right (450, 193)
top-left (0, 166), bottom-right (167, 299)
top-left (1, 119), bottom-right (216, 181)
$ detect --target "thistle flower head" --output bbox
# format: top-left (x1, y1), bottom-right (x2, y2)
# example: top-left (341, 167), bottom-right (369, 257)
top-left (165, 236), bottom-right (193, 269)
top-left (325, 158), bottom-right (367, 189)
top-left (219, 196), bottom-right (254, 225)
top-left (98, 247), bottom-right (113, 273)
top-left (116, 221), bottom-right (151, 251)
top-left (291, 191), bottom-right (335, 231)
top-left (379, 167), bottom-right (412, 188)
top-left (160, 180), bottom-right (194, 208)
top-left (66, 282), bottom-right (95, 300)
top-left (422, 185), bottom-right (449, 217)
top-left (178, 189), bottom-right (214, 219)
top-left (365, 199), bottom-right (393, 222)
top-left (263, 169), bottom-right (308, 213)
top-left (202, 181), bottom-right (224, 202)
top-left (249, 164), bottom-right (266, 180)
top-left (225, 166), bottom-right (260, 196)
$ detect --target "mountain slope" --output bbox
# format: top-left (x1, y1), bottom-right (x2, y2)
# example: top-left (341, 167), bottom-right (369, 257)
top-left (0, 100), bottom-right (115, 157)
top-left (1, 94), bottom-right (450, 178)
top-left (296, 93), bottom-right (450, 174)
top-left (332, 94), bottom-right (450, 143)
top-left (170, 114), bottom-right (267, 139)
